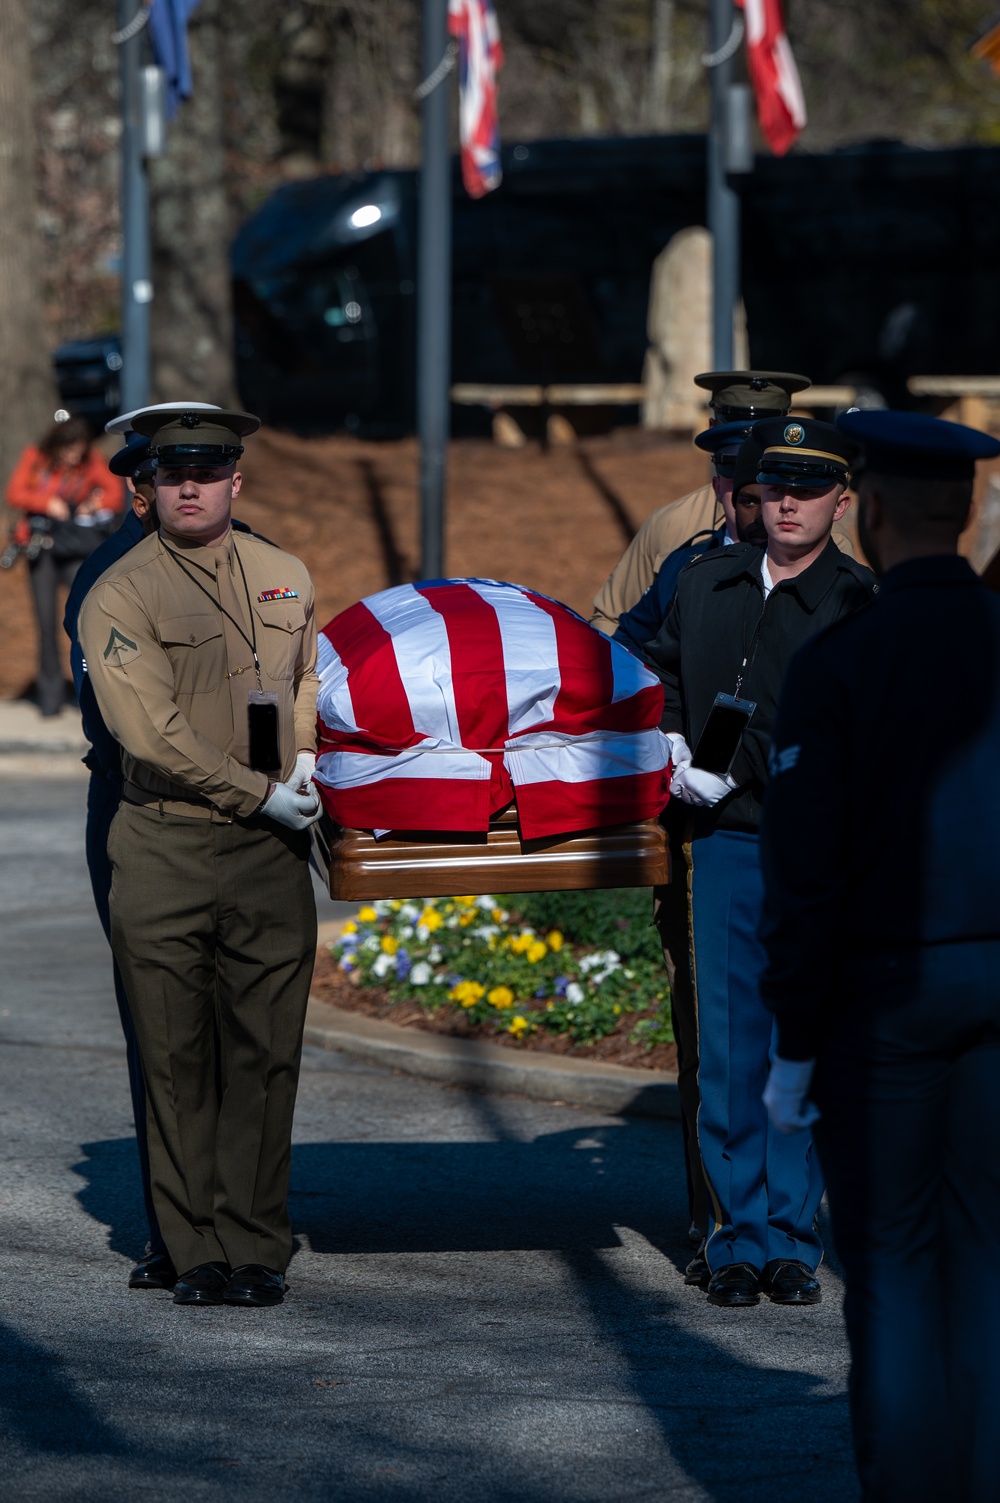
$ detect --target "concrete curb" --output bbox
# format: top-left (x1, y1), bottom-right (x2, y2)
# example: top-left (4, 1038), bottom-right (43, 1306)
top-left (303, 997), bottom-right (680, 1119)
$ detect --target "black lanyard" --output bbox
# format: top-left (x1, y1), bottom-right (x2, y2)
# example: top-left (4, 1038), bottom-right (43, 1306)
top-left (162, 536), bottom-right (263, 689)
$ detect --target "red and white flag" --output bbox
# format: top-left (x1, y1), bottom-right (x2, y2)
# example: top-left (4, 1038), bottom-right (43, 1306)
top-left (735, 0), bottom-right (806, 156)
top-left (448, 0), bottom-right (504, 198)
top-left (315, 579), bottom-right (671, 840)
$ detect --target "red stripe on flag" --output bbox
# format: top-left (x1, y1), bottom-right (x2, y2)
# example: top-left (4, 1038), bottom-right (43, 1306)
top-left (321, 604), bottom-right (417, 752)
top-left (514, 769), bottom-right (671, 840)
top-left (419, 582), bottom-right (509, 747)
top-left (318, 776), bottom-right (495, 833)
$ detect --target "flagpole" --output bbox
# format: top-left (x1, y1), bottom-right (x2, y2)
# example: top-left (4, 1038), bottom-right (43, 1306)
top-left (707, 0), bottom-right (740, 368)
top-left (417, 0), bottom-right (452, 581)
top-left (118, 0), bottom-right (152, 410)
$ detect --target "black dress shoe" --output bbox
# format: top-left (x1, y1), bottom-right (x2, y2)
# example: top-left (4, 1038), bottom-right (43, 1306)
top-left (128, 1250), bottom-right (177, 1290)
top-left (706, 1262), bottom-right (762, 1307)
top-left (684, 1239), bottom-right (710, 1288)
top-left (173, 1262), bottom-right (230, 1306)
top-left (224, 1264), bottom-right (286, 1308)
top-left (763, 1259), bottom-right (822, 1305)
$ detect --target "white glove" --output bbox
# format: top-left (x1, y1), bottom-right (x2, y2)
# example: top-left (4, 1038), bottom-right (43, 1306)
top-left (664, 732), bottom-right (693, 772)
top-left (670, 764), bottom-right (735, 806)
top-left (290, 751), bottom-right (317, 794)
top-left (261, 778), bottom-right (322, 831)
top-left (763, 1056), bottom-right (821, 1135)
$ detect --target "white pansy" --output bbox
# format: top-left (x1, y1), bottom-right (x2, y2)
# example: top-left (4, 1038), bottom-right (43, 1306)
top-left (565, 982), bottom-right (585, 1004)
top-left (471, 925), bottom-right (498, 941)
top-left (371, 952), bottom-right (394, 978)
top-left (476, 895), bottom-right (497, 910)
top-left (416, 924), bottom-right (430, 941)
top-left (361, 935), bottom-right (381, 953)
top-left (400, 903), bottom-right (421, 922)
top-left (428, 944), bottom-right (443, 963)
top-left (399, 924), bottom-right (415, 938)
top-left (579, 950), bottom-right (621, 974)
top-left (410, 962), bottom-right (432, 985)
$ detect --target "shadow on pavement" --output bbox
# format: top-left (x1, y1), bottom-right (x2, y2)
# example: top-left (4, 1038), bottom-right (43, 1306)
top-left (68, 1109), bottom-right (854, 1501)
top-left (0, 1321), bottom-right (125, 1457)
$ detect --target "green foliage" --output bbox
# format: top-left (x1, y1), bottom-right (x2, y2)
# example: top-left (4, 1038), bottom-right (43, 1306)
top-left (332, 891), bottom-right (672, 1047)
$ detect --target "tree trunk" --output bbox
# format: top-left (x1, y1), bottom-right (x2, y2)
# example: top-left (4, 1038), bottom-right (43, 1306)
top-left (149, 0), bottom-right (236, 406)
top-left (0, 0), bottom-right (57, 488)
top-left (645, 0), bottom-right (674, 131)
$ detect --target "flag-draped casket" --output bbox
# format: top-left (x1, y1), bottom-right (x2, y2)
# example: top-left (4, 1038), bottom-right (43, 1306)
top-left (315, 579), bottom-right (672, 840)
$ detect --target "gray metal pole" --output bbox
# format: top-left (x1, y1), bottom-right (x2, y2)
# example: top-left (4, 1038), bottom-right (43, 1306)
top-left (707, 0), bottom-right (740, 369)
top-left (118, 0), bottom-right (151, 411)
top-left (417, 0), bottom-right (452, 580)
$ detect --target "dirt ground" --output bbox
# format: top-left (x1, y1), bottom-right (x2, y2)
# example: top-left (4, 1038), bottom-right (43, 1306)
top-left (0, 428), bottom-right (707, 700)
top-left (311, 943), bottom-right (679, 1074)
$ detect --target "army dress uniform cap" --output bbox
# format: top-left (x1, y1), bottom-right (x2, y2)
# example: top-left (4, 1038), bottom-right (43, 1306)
top-left (694, 370), bottom-right (811, 422)
top-left (105, 400), bottom-right (221, 437)
top-left (755, 416), bottom-right (858, 488)
top-left (837, 408), bottom-right (1000, 481)
top-left (732, 429), bottom-right (767, 502)
top-left (694, 419), bottom-right (756, 477)
top-left (108, 433), bottom-right (154, 479)
top-left (130, 408), bottom-right (261, 468)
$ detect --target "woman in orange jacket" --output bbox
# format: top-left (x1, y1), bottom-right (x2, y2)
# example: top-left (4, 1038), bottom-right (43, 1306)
top-left (6, 416), bottom-right (123, 716)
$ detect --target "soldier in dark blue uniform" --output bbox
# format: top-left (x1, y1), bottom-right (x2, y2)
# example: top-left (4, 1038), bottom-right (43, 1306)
top-left (615, 425), bottom-right (765, 1264)
top-left (760, 411), bottom-right (1000, 1502)
top-left (641, 418), bottom-right (876, 1307)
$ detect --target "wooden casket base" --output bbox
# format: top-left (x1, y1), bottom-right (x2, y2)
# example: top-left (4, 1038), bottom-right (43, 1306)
top-left (313, 806), bottom-right (669, 900)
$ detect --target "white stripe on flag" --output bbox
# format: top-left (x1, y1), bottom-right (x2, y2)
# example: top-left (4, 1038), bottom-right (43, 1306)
top-left (363, 584), bottom-right (463, 744)
top-left (316, 632), bottom-right (359, 733)
top-left (316, 740), bottom-right (492, 789)
top-left (466, 579), bottom-right (561, 732)
top-left (504, 727), bottom-right (670, 787)
top-left (608, 633), bottom-right (661, 704)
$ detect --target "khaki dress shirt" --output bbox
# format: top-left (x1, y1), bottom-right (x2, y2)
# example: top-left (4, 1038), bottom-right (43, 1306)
top-left (79, 527), bottom-right (318, 818)
top-left (590, 481), bottom-right (858, 635)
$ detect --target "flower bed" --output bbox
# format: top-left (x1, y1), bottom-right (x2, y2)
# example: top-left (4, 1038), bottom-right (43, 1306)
top-left (313, 889), bottom-right (676, 1071)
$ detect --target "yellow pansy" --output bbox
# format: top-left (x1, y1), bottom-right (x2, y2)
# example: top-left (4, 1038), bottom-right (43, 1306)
top-left (419, 909), bottom-right (444, 932)
top-left (613, 1004), bottom-right (622, 1015)
top-left (358, 905), bottom-right (378, 924)
top-left (488, 985), bottom-right (515, 1009)
top-left (545, 930), bottom-right (564, 952)
top-left (510, 933), bottom-right (533, 955)
top-left (508, 1015), bottom-right (529, 1038)
top-left (380, 935), bottom-right (398, 955)
top-left (449, 980), bottom-right (485, 1008)
top-left (454, 895), bottom-right (476, 908)
top-left (341, 920), bottom-right (358, 935)
top-left (459, 911), bottom-right (477, 927)
top-left (526, 940), bottom-right (548, 964)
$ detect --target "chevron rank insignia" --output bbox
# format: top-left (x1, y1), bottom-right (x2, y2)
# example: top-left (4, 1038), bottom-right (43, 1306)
top-left (103, 626), bottom-right (141, 666)
top-left (258, 587), bottom-right (299, 603)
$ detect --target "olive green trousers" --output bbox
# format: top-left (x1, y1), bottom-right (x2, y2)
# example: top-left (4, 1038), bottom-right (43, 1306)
top-left (108, 801), bottom-right (316, 1275)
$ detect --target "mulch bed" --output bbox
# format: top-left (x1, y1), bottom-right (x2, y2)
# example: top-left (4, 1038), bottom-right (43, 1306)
top-left (311, 944), bottom-right (678, 1074)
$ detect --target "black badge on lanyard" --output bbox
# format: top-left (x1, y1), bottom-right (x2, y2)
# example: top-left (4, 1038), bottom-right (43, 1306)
top-left (247, 689), bottom-right (281, 773)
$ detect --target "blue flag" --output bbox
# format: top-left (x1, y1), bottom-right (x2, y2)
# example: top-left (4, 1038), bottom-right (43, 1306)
top-left (148, 0), bottom-right (201, 117)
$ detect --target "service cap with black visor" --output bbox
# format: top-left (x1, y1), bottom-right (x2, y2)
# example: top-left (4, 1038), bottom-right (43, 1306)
top-left (695, 370), bottom-right (811, 425)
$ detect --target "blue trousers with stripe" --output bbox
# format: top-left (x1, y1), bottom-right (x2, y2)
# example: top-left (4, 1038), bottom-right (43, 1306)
top-left (689, 828), bottom-right (824, 1272)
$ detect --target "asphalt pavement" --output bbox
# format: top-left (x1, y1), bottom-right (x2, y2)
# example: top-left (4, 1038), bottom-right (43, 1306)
top-left (0, 773), bottom-right (859, 1503)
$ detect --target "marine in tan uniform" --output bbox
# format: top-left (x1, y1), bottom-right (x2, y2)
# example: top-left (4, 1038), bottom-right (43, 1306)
top-left (589, 370), bottom-right (859, 634)
top-left (78, 407), bottom-right (322, 1310)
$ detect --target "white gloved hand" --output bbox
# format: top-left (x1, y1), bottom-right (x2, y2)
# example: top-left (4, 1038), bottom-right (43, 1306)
top-left (670, 764), bottom-right (735, 806)
top-left (664, 732), bottom-right (693, 772)
top-left (290, 750), bottom-right (317, 794)
top-left (763, 1056), bottom-right (821, 1135)
top-left (261, 778), bottom-right (322, 831)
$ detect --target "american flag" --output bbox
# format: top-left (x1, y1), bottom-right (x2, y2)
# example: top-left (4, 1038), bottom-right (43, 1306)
top-left (448, 0), bottom-right (504, 198)
top-left (734, 0), bottom-right (806, 157)
top-left (314, 580), bottom-right (671, 839)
